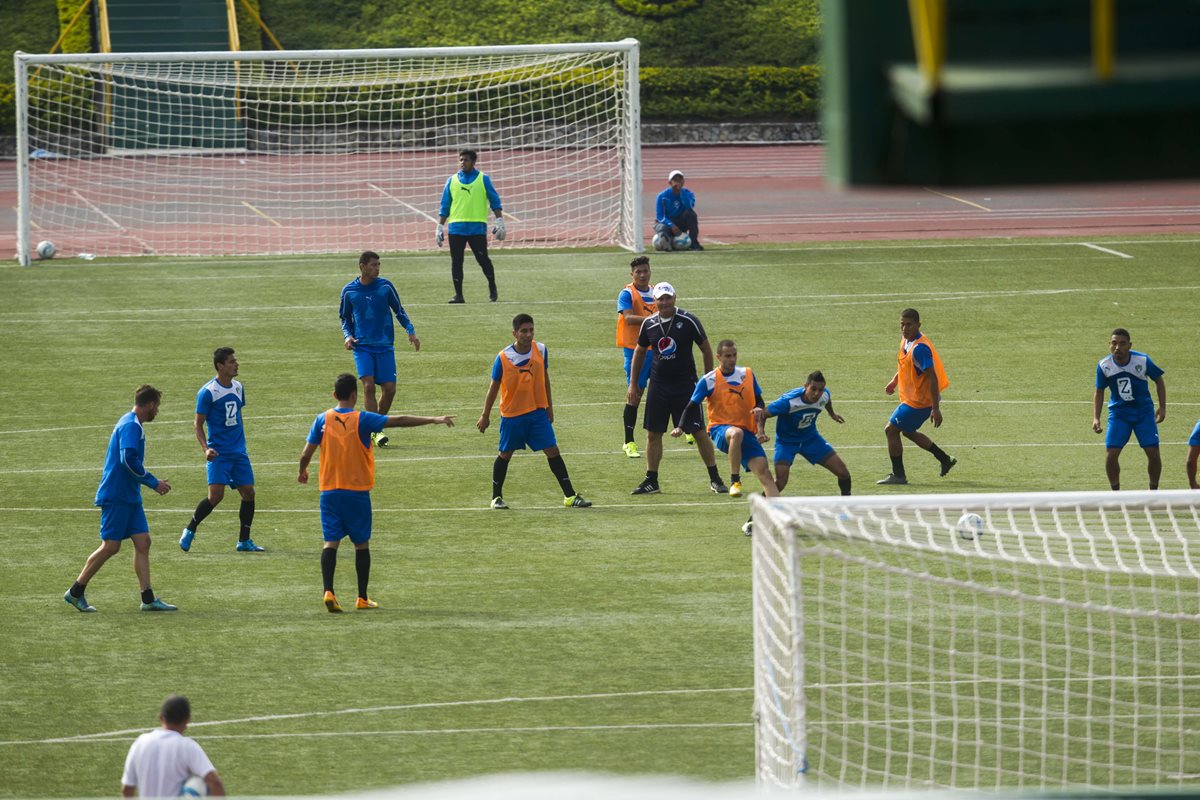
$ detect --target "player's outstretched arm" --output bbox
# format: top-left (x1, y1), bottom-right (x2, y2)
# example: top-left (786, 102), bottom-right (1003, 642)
top-left (384, 415), bottom-right (456, 428)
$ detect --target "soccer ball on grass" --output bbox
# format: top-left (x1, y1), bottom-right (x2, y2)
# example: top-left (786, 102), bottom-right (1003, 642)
top-left (955, 512), bottom-right (985, 541)
top-left (36, 240), bottom-right (56, 259)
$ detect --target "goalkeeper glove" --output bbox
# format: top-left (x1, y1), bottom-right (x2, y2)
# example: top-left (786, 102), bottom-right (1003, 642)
top-left (492, 218), bottom-right (506, 241)
top-left (435, 223), bottom-right (445, 247)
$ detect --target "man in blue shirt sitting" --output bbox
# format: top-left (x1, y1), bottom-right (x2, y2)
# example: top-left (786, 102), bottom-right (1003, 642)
top-left (653, 170), bottom-right (703, 252)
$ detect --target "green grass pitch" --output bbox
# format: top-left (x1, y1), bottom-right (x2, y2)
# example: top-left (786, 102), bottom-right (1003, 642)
top-left (1, 235), bottom-right (1198, 796)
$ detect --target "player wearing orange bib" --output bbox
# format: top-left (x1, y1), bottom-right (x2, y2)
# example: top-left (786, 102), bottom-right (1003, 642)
top-left (878, 308), bottom-right (956, 485)
top-left (617, 256), bottom-right (657, 458)
top-left (477, 313), bottom-right (592, 510)
top-left (298, 373), bottom-right (454, 613)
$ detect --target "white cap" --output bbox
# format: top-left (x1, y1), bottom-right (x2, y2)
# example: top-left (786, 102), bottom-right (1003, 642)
top-left (652, 281), bottom-right (676, 299)
top-left (668, 169), bottom-right (684, 181)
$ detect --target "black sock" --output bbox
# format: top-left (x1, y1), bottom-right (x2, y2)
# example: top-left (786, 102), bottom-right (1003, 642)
top-left (730, 472), bottom-right (740, 485)
top-left (238, 500), bottom-right (254, 541)
top-left (707, 464), bottom-right (721, 482)
top-left (141, 588), bottom-right (154, 604)
top-left (890, 455), bottom-right (906, 477)
top-left (492, 456), bottom-right (510, 498)
top-left (321, 548), bottom-right (337, 593)
top-left (646, 470), bottom-right (659, 483)
top-left (928, 443), bottom-right (951, 464)
top-left (355, 548), bottom-right (371, 599)
top-left (189, 498), bottom-right (215, 531)
top-left (547, 455), bottom-right (575, 497)
top-left (623, 404), bottom-right (638, 444)
top-left (838, 477), bottom-right (852, 496)
top-left (69, 581), bottom-right (85, 598)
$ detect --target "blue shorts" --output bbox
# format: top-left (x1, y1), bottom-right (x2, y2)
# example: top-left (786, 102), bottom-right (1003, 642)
top-left (623, 347), bottom-right (653, 391)
top-left (710, 424), bottom-right (767, 469)
top-left (774, 436), bottom-right (836, 467)
top-left (320, 491), bottom-right (372, 544)
top-left (1105, 412), bottom-right (1159, 449)
top-left (353, 348), bottom-right (397, 385)
top-left (98, 502), bottom-right (149, 541)
top-left (498, 408), bottom-right (557, 453)
top-left (889, 403), bottom-right (932, 433)
top-left (206, 451), bottom-right (255, 487)
top-left (1189, 419), bottom-right (1200, 447)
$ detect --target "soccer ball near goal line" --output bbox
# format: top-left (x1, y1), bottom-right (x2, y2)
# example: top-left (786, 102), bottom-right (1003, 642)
top-left (36, 240), bottom-right (56, 260)
top-left (955, 512), bottom-right (984, 540)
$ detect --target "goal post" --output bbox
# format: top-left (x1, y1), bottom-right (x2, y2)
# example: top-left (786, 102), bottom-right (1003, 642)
top-left (750, 490), bottom-right (1200, 791)
top-left (14, 41), bottom-right (643, 265)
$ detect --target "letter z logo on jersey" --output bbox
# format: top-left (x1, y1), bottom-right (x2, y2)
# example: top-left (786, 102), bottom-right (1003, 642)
top-left (657, 337), bottom-right (677, 359)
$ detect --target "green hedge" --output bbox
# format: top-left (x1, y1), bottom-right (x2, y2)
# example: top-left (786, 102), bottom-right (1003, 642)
top-left (642, 65), bottom-right (820, 119)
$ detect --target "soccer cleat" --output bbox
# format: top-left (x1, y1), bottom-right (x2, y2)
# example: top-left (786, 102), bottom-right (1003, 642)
top-left (710, 479), bottom-right (729, 494)
top-left (940, 457), bottom-right (958, 477)
top-left (622, 441), bottom-right (640, 458)
top-left (728, 481), bottom-right (743, 498)
top-left (140, 597), bottom-right (177, 612)
top-left (489, 285), bottom-right (499, 302)
top-left (447, 296), bottom-right (465, 304)
top-left (631, 478), bottom-right (661, 495)
top-left (64, 591), bottom-right (97, 613)
top-left (689, 242), bottom-right (705, 251)
top-left (742, 520), bottom-right (754, 536)
top-left (564, 494), bottom-right (593, 508)
top-left (323, 591), bottom-right (343, 613)
top-left (179, 527), bottom-right (195, 552)
top-left (876, 473), bottom-right (908, 485)
top-left (684, 433), bottom-right (696, 445)
top-left (355, 597), bottom-right (379, 610)
top-left (236, 539), bottom-right (265, 552)
top-left (490, 496), bottom-right (510, 510)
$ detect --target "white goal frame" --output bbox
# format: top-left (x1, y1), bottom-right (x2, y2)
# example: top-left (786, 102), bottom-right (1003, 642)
top-left (14, 41), bottom-right (643, 264)
top-left (750, 489), bottom-right (1200, 792)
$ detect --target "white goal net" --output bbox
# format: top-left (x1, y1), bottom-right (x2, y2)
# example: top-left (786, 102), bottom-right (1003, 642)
top-left (14, 41), bottom-right (642, 264)
top-left (750, 490), bottom-right (1200, 791)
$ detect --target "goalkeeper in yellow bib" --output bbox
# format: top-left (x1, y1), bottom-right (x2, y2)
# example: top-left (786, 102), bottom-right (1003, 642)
top-left (877, 308), bottom-right (957, 485)
top-left (437, 149), bottom-right (504, 304)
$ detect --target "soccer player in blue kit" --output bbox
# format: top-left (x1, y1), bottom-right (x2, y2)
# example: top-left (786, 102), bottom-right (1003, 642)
top-left (340, 251), bottom-right (421, 447)
top-left (756, 371), bottom-right (852, 497)
top-left (1092, 327), bottom-right (1166, 490)
top-left (180, 348), bottom-right (262, 553)
top-left (64, 385), bottom-right (176, 612)
top-left (1187, 419), bottom-right (1200, 490)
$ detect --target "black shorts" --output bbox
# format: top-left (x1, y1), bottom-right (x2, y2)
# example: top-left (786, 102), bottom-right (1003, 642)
top-left (643, 380), bottom-right (704, 434)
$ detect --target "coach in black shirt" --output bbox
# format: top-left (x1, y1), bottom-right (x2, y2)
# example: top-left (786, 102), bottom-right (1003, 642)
top-left (626, 282), bottom-right (727, 495)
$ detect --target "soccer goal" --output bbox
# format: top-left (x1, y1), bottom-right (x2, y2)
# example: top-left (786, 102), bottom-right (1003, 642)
top-left (750, 490), bottom-right (1200, 791)
top-left (14, 41), bottom-right (642, 264)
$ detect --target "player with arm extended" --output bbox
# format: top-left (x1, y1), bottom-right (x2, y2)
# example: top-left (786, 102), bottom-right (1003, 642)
top-left (675, 339), bottom-right (779, 501)
top-left (616, 255), bottom-right (657, 458)
top-left (1091, 327), bottom-right (1166, 490)
top-left (121, 695), bottom-right (225, 798)
top-left (64, 385), bottom-right (176, 613)
top-left (877, 308), bottom-right (956, 485)
top-left (755, 370), bottom-right (852, 497)
top-left (437, 148), bottom-right (504, 303)
top-left (298, 373), bottom-right (454, 612)
top-left (628, 283), bottom-right (725, 495)
top-left (180, 347), bottom-right (262, 553)
top-left (477, 313), bottom-right (592, 510)
top-left (339, 250), bottom-right (420, 448)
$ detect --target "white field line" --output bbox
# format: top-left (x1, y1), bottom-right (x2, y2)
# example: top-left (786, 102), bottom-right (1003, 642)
top-left (923, 188), bottom-right (992, 212)
top-left (0, 687), bottom-right (753, 746)
top-left (367, 182), bottom-right (437, 222)
top-left (5, 282), bottom-right (1200, 322)
top-left (70, 189), bottom-right (156, 255)
top-left (1080, 242), bottom-right (1134, 258)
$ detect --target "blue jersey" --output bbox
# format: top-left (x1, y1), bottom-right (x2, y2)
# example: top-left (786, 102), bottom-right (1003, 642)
top-left (438, 169), bottom-right (503, 236)
top-left (655, 186), bottom-right (697, 227)
top-left (339, 276), bottom-right (415, 351)
top-left (95, 410), bottom-right (158, 506)
top-left (1096, 351), bottom-right (1163, 419)
top-left (307, 407), bottom-right (388, 450)
top-left (196, 378), bottom-right (247, 455)
top-left (768, 387), bottom-right (831, 445)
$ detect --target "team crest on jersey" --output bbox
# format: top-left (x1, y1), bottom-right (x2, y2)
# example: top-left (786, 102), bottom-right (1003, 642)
top-left (657, 337), bottom-right (678, 359)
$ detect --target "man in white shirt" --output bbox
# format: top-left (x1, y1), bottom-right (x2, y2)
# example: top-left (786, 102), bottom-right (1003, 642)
top-left (121, 696), bottom-right (225, 797)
